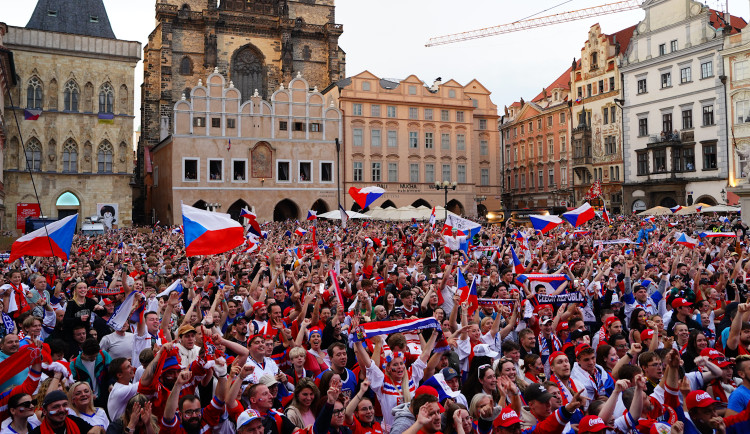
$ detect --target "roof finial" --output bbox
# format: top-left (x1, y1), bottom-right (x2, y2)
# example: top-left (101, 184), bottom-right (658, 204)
top-left (253, 89), bottom-right (259, 97)
top-left (297, 71), bottom-right (302, 78)
top-left (214, 66), bottom-right (219, 74)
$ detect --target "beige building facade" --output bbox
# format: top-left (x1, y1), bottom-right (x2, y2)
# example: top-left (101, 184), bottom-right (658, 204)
top-left (325, 71), bottom-right (500, 217)
top-left (722, 31), bottom-right (750, 205)
top-left (2, 2), bottom-right (140, 232)
top-left (150, 70), bottom-right (342, 224)
top-left (0, 23), bottom-right (16, 228)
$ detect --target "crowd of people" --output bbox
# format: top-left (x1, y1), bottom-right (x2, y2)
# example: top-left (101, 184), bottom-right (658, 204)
top-left (0, 210), bottom-right (750, 434)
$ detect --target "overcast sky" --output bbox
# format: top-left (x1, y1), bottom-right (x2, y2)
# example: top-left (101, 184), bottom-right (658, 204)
top-left (2, 0), bottom-right (748, 133)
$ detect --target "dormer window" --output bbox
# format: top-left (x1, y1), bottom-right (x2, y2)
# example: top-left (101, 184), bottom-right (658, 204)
top-left (90, 16), bottom-right (99, 23)
top-left (590, 52), bottom-right (598, 70)
top-left (47, 10), bottom-right (57, 17)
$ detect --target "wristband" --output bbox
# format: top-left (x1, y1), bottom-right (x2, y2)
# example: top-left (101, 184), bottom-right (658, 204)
top-left (625, 352), bottom-right (634, 359)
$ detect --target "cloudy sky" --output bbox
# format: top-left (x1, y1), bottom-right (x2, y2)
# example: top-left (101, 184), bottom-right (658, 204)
top-left (3, 0), bottom-right (748, 131)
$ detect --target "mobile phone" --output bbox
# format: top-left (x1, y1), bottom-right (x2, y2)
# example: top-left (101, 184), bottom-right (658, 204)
top-left (319, 283), bottom-right (325, 294)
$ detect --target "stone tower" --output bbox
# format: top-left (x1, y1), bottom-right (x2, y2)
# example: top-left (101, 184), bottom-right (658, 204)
top-left (134, 0), bottom-right (345, 223)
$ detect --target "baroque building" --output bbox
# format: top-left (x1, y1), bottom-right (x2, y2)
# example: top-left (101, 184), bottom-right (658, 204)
top-left (722, 28), bottom-right (750, 205)
top-left (2, 1), bottom-right (140, 231)
top-left (569, 24), bottom-right (634, 214)
top-left (500, 67), bottom-right (573, 213)
top-left (137, 0), bottom-right (345, 223)
top-left (324, 72), bottom-right (500, 217)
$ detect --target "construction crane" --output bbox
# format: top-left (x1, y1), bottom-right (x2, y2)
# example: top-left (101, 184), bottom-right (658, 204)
top-left (425, 0), bottom-right (642, 47)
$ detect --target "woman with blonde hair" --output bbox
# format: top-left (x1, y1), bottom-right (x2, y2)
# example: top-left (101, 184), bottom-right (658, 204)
top-left (106, 394), bottom-right (157, 434)
top-left (67, 381), bottom-right (109, 429)
top-left (284, 377), bottom-right (321, 429)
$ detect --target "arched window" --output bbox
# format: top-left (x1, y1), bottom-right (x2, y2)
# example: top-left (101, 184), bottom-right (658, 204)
top-left (179, 57), bottom-right (192, 75)
top-left (64, 80), bottom-right (80, 112)
top-left (98, 82), bottom-right (114, 114)
top-left (26, 77), bottom-right (43, 109)
top-left (62, 139), bottom-right (78, 173)
top-left (97, 141), bottom-right (113, 173)
top-left (232, 45), bottom-right (266, 102)
top-left (25, 139), bottom-right (42, 171)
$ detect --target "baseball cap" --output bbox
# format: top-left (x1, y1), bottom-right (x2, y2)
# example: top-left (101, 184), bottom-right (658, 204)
top-left (389, 307), bottom-right (404, 318)
top-left (549, 351), bottom-right (567, 365)
top-left (641, 329), bottom-right (655, 341)
top-left (700, 348), bottom-right (733, 368)
top-left (556, 321), bottom-right (569, 332)
top-left (495, 407), bottom-right (521, 428)
top-left (575, 343), bottom-right (593, 358)
top-left (523, 383), bottom-right (552, 403)
top-left (579, 415), bottom-right (611, 433)
top-left (233, 296), bottom-right (243, 303)
top-left (686, 390), bottom-right (718, 411)
top-left (177, 324), bottom-right (196, 337)
top-left (473, 344), bottom-right (499, 358)
top-left (258, 374), bottom-right (279, 388)
top-left (541, 316), bottom-right (553, 326)
top-left (236, 409), bottom-right (261, 429)
top-left (252, 301), bottom-right (265, 311)
top-left (414, 385), bottom-right (438, 398)
top-left (441, 367), bottom-right (459, 381)
top-left (671, 298), bottom-right (692, 309)
top-left (569, 329), bottom-right (588, 341)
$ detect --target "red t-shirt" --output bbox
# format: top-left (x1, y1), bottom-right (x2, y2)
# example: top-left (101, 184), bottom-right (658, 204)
top-left (348, 418), bottom-right (384, 434)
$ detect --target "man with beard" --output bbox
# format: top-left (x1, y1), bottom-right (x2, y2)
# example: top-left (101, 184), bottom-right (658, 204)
top-left (684, 390), bottom-right (750, 434)
top-left (160, 369), bottom-right (228, 434)
top-left (250, 302), bottom-right (268, 335)
top-left (138, 344), bottom-right (197, 419)
top-left (30, 390), bottom-right (104, 434)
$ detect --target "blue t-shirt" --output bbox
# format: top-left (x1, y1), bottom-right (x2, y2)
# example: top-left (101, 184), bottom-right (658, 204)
top-left (728, 384), bottom-right (750, 413)
top-left (316, 368), bottom-right (358, 396)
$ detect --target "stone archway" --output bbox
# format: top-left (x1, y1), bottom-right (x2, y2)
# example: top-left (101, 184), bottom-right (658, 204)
top-left (694, 196), bottom-right (717, 206)
top-left (273, 199), bottom-right (299, 221)
top-left (350, 203), bottom-right (369, 213)
top-left (56, 191), bottom-right (80, 220)
top-left (659, 197), bottom-right (677, 208)
top-left (311, 199), bottom-right (329, 214)
top-left (411, 199), bottom-right (431, 208)
top-left (193, 200), bottom-right (208, 210)
top-left (447, 199), bottom-right (465, 216)
top-left (381, 200), bottom-right (397, 209)
top-left (227, 199), bottom-right (251, 222)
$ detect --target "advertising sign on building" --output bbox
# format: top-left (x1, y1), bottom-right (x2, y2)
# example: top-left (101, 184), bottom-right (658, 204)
top-left (16, 203), bottom-right (41, 231)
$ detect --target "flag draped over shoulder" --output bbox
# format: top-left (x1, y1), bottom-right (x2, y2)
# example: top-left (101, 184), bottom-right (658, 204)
top-left (351, 318), bottom-right (441, 342)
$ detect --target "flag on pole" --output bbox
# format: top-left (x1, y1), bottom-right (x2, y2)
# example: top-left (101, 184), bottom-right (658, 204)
top-left (562, 203), bottom-right (596, 227)
top-left (241, 208), bottom-right (262, 237)
top-left (670, 205), bottom-right (683, 214)
top-left (9, 214), bottom-right (78, 263)
top-left (339, 204), bottom-right (348, 229)
top-left (529, 215), bottom-right (563, 234)
top-left (348, 186), bottom-right (385, 209)
top-left (294, 227), bottom-right (307, 237)
top-left (182, 204), bottom-right (244, 256)
top-left (429, 207), bottom-right (437, 232)
top-left (601, 201), bottom-right (611, 224)
top-left (457, 270), bottom-right (478, 315)
top-left (227, 139), bottom-right (231, 151)
top-left (307, 210), bottom-right (317, 221)
top-left (675, 233), bottom-right (699, 249)
top-left (510, 246), bottom-right (525, 274)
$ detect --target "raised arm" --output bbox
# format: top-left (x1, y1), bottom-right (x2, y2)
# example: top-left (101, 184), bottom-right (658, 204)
top-left (163, 370), bottom-right (192, 422)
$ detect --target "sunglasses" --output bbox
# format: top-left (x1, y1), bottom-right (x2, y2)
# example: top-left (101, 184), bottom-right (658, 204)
top-left (478, 364), bottom-right (491, 376)
top-left (14, 401), bottom-right (34, 409)
top-left (332, 408), bottom-right (345, 415)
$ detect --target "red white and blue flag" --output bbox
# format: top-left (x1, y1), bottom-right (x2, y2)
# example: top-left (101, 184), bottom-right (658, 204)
top-left (9, 214), bottom-right (78, 263)
top-left (182, 204), bottom-right (244, 256)
top-left (516, 273), bottom-right (569, 292)
top-left (329, 270), bottom-right (345, 308)
top-left (339, 204), bottom-right (348, 229)
top-left (429, 207), bottom-right (437, 232)
top-left (294, 227), bottom-right (307, 237)
top-left (699, 231), bottom-right (736, 238)
top-left (348, 186), bottom-right (385, 209)
top-left (241, 208), bottom-right (262, 237)
top-left (457, 269), bottom-right (478, 315)
top-left (351, 317), bottom-right (441, 342)
top-left (108, 290), bottom-right (138, 331)
top-left (156, 279), bottom-right (184, 298)
top-left (696, 205), bottom-right (703, 213)
top-left (562, 203), bottom-right (596, 227)
top-left (24, 109), bottom-right (42, 120)
top-left (307, 210), bottom-right (317, 221)
top-left (670, 205), bottom-right (683, 213)
top-left (510, 246), bottom-right (525, 274)
top-left (601, 202), bottom-right (611, 224)
top-left (675, 233), bottom-right (699, 249)
top-left (643, 216), bottom-right (656, 223)
top-left (443, 214), bottom-right (481, 238)
top-left (529, 214), bottom-right (563, 234)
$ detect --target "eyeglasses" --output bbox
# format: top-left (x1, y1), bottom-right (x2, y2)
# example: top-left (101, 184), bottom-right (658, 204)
top-left (183, 409), bottom-right (202, 416)
top-left (13, 401), bottom-right (34, 409)
top-left (332, 408), bottom-right (345, 415)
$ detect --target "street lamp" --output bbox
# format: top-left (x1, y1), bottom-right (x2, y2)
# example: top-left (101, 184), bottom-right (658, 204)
top-left (434, 180), bottom-right (457, 220)
top-left (721, 188), bottom-right (726, 204)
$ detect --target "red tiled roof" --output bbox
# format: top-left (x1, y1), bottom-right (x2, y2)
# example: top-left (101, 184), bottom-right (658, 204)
top-left (708, 9), bottom-right (747, 34)
top-left (532, 65), bottom-right (573, 102)
top-left (606, 25), bottom-right (636, 56)
top-left (509, 101), bottom-right (522, 108)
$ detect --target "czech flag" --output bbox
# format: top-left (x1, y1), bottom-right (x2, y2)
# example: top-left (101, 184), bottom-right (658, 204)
top-left (670, 205), bottom-right (683, 213)
top-left (182, 204), bottom-right (244, 256)
top-left (602, 202), bottom-right (611, 224)
top-left (719, 216), bottom-right (730, 224)
top-left (529, 214), bottom-right (563, 234)
top-left (241, 208), bottom-right (262, 237)
top-left (696, 206), bottom-right (703, 213)
top-left (699, 232), bottom-right (737, 238)
top-left (443, 214), bottom-right (482, 238)
top-left (307, 210), bottom-right (317, 221)
top-left (562, 203), bottom-right (596, 228)
top-left (457, 269), bottom-right (478, 315)
top-left (516, 273), bottom-right (569, 293)
top-left (675, 233), bottom-right (698, 249)
top-left (643, 216), bottom-right (656, 223)
top-left (9, 214), bottom-right (78, 263)
top-left (348, 186), bottom-right (385, 209)
top-left (294, 227), bottom-right (307, 237)
top-left (289, 246), bottom-right (304, 259)
top-left (510, 246), bottom-right (525, 274)
top-left (339, 204), bottom-right (349, 229)
top-left (429, 207), bottom-right (437, 231)
top-left (157, 279), bottom-right (183, 298)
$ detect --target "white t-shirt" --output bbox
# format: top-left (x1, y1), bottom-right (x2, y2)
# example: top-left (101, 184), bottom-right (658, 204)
top-left (108, 381), bottom-right (139, 421)
top-left (243, 356), bottom-right (279, 384)
top-left (100, 332), bottom-right (135, 360)
top-left (68, 407), bottom-right (109, 429)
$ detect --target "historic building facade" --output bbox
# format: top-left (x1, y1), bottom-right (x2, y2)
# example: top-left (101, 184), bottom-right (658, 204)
top-left (149, 70), bottom-right (342, 223)
top-left (569, 24), bottom-right (634, 214)
top-left (324, 72), bottom-right (500, 217)
top-left (2, 1), bottom-right (140, 231)
top-left (137, 0), bottom-right (345, 223)
top-left (621, 0), bottom-right (745, 213)
top-left (500, 67), bottom-right (573, 212)
top-left (0, 23), bottom-right (17, 229)
top-left (722, 30), bottom-right (750, 204)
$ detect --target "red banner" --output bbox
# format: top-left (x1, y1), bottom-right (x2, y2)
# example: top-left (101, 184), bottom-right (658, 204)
top-left (16, 203), bottom-right (41, 231)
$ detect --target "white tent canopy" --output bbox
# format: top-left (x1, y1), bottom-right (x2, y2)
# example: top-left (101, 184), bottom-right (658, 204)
top-left (701, 205), bottom-right (741, 213)
top-left (366, 205), bottom-right (460, 221)
top-left (317, 210), bottom-right (371, 220)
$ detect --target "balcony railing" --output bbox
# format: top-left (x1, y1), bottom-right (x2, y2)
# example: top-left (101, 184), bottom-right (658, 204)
top-left (573, 155), bottom-right (593, 165)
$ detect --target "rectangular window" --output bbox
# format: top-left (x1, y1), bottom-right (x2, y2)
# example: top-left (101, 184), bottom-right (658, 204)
top-left (599, 80), bottom-right (604, 94)
top-left (371, 104), bottom-right (381, 117)
top-left (538, 141), bottom-right (543, 157)
top-left (609, 77), bottom-right (615, 91)
top-left (587, 83), bottom-right (592, 97)
top-left (653, 149), bottom-right (667, 173)
top-left (479, 119), bottom-right (487, 130)
top-left (548, 138), bottom-right (554, 156)
top-left (547, 116), bottom-right (553, 127)
top-left (457, 134), bottom-right (465, 150)
top-left (682, 147), bottom-right (695, 171)
top-left (637, 152), bottom-right (648, 175)
top-left (321, 162), bottom-right (333, 182)
top-left (521, 174), bottom-right (526, 188)
top-left (208, 159), bottom-right (223, 181)
top-left (605, 136), bottom-right (617, 155)
top-left (193, 117), bottom-right (205, 127)
top-left (409, 107), bottom-right (418, 119)
top-left (277, 160), bottom-right (290, 182)
top-left (682, 109), bottom-right (693, 129)
top-left (603, 107), bottom-right (609, 125)
top-left (701, 61), bottom-right (713, 78)
top-left (529, 170), bottom-right (534, 188)
top-left (480, 168), bottom-right (489, 186)
top-left (353, 103), bottom-right (363, 116)
top-left (578, 87), bottom-right (583, 98)
top-left (561, 169), bottom-right (567, 186)
top-left (670, 40), bottom-right (677, 52)
top-left (371, 129), bottom-right (381, 147)
top-left (737, 100), bottom-right (750, 123)
top-left (409, 85), bottom-right (417, 95)
top-left (388, 162), bottom-right (398, 182)
top-left (153, 166), bottom-right (158, 186)
top-left (387, 106), bottom-right (397, 118)
top-left (638, 79), bottom-right (647, 94)
top-left (537, 119), bottom-right (542, 130)
top-left (293, 122), bottom-right (305, 131)
top-left (456, 111), bottom-right (465, 122)
top-left (387, 130), bottom-right (398, 147)
top-left (442, 164), bottom-right (451, 182)
top-left (441, 109), bottom-right (450, 122)
top-left (424, 108), bottom-right (433, 121)
top-left (702, 105), bottom-right (714, 126)
top-left (538, 170), bottom-right (544, 188)
top-left (661, 72), bottom-right (671, 88)
top-left (662, 113), bottom-right (673, 134)
top-left (227, 118), bottom-right (236, 129)
top-left (353, 128), bottom-right (363, 146)
top-left (409, 163), bottom-right (420, 183)
top-left (211, 117), bottom-right (221, 128)
top-left (548, 169), bottom-right (554, 185)
top-left (353, 162), bottom-right (363, 182)
top-left (560, 135), bottom-right (566, 152)
top-left (680, 67), bottom-right (692, 83)
top-left (371, 162), bottom-right (381, 182)
top-left (480, 140), bottom-right (488, 156)
top-left (183, 158), bottom-right (198, 181)
top-left (441, 133), bottom-right (450, 150)
top-left (425, 163), bottom-right (435, 183)
top-left (703, 144), bottom-right (717, 169)
top-left (299, 161), bottom-right (312, 182)
top-left (458, 165), bottom-right (467, 183)
top-left (232, 159), bottom-right (246, 181)
top-left (638, 118), bottom-right (648, 136)
top-left (279, 121), bottom-right (288, 130)
top-left (425, 132), bottom-right (434, 149)
top-left (309, 123), bottom-right (321, 132)
top-left (409, 131), bottom-right (418, 148)
top-left (560, 112), bottom-right (566, 124)
top-left (659, 43), bottom-right (666, 55)
top-left (735, 60), bottom-right (750, 81)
